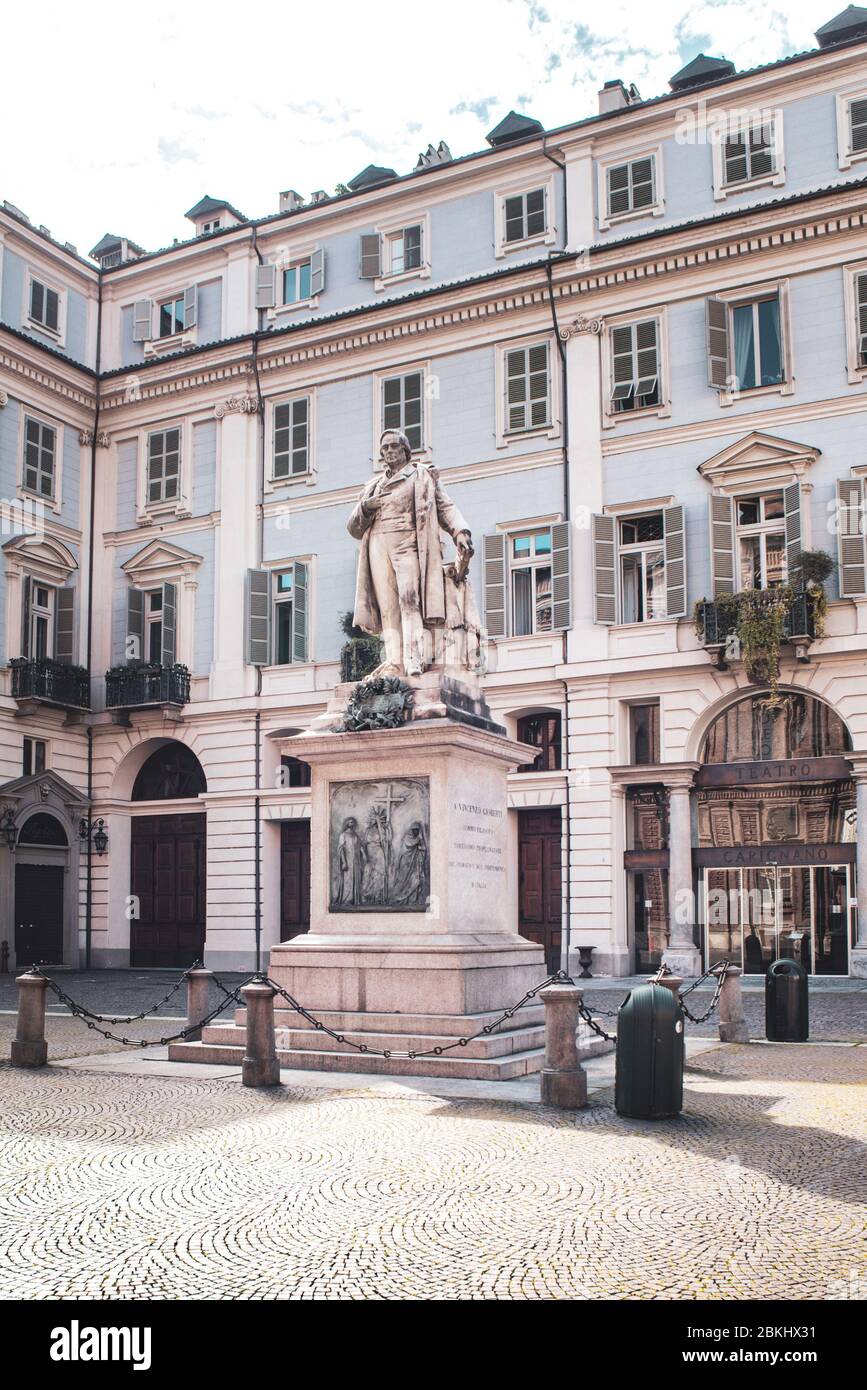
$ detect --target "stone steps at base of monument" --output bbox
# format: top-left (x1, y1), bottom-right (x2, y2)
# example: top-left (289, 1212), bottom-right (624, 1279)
top-left (203, 1020), bottom-right (543, 1060)
top-left (233, 1003), bottom-right (546, 1036)
top-left (168, 1034), bottom-right (548, 1080)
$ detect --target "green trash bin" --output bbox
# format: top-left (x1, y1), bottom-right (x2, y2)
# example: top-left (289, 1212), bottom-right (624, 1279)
top-left (765, 958), bottom-right (809, 1041)
top-left (615, 982), bottom-right (684, 1119)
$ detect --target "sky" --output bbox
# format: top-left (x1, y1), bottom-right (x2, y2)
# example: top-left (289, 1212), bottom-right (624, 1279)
top-left (0, 0), bottom-right (845, 257)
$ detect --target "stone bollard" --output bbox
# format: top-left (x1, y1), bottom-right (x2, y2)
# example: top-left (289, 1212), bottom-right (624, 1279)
top-left (240, 981), bottom-right (281, 1088)
top-left (185, 965), bottom-right (214, 1042)
top-left (11, 972), bottom-right (49, 1068)
top-left (717, 965), bottom-right (750, 1043)
top-left (539, 984), bottom-right (587, 1109)
top-left (649, 973), bottom-right (684, 998)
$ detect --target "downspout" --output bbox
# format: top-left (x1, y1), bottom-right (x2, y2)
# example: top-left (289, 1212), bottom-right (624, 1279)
top-left (560, 679), bottom-right (573, 974)
top-left (84, 271), bottom-right (104, 969)
top-left (251, 228), bottom-right (267, 971)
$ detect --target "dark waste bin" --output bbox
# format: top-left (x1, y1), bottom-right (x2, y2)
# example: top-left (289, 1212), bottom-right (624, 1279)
top-left (765, 958), bottom-right (809, 1041)
top-left (615, 982), bottom-right (684, 1119)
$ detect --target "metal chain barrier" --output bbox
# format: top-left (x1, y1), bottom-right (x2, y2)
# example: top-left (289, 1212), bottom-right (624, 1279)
top-left (21, 958), bottom-right (246, 1026)
top-left (676, 961), bottom-right (730, 1024)
top-left (577, 1001), bottom-right (616, 1043)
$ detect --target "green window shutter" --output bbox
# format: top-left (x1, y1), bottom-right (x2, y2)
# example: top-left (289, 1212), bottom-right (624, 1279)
top-left (607, 163), bottom-right (630, 216)
top-left (483, 533), bottom-right (507, 638)
top-left (360, 234), bottom-right (381, 278)
top-left (856, 273), bottom-right (867, 365)
top-left (126, 587), bottom-right (144, 662)
top-left (837, 478), bottom-right (866, 596)
top-left (528, 342), bottom-right (550, 426)
top-left (504, 194), bottom-right (525, 243)
top-left (709, 495), bottom-right (735, 595)
top-left (749, 126), bottom-right (775, 178)
top-left (663, 504), bottom-right (687, 618)
top-left (310, 248), bottom-right (325, 295)
top-left (292, 562), bottom-right (308, 662)
top-left (505, 348), bottom-right (528, 431)
top-left (706, 297), bottom-right (730, 390)
top-left (551, 522), bottom-right (571, 630)
top-left (20, 575), bottom-right (32, 658)
top-left (245, 569), bottom-right (270, 665)
top-left (630, 157), bottom-right (655, 209)
top-left (183, 284), bottom-right (198, 329)
top-left (592, 513), bottom-right (617, 623)
top-left (255, 264), bottom-right (277, 309)
top-left (161, 581), bottom-right (177, 667)
top-left (783, 481), bottom-right (803, 582)
top-left (724, 136), bottom-right (748, 184)
top-left (54, 586), bottom-right (75, 664)
top-left (851, 97), bottom-right (867, 153)
top-left (635, 319), bottom-right (659, 402)
top-left (132, 299), bottom-right (153, 342)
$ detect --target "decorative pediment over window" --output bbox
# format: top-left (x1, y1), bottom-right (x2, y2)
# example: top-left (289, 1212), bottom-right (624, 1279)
top-left (2, 534), bottom-right (78, 585)
top-left (121, 539), bottom-right (203, 588)
top-left (698, 432), bottom-right (820, 493)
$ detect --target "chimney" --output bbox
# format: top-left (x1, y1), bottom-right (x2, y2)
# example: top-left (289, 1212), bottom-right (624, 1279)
top-left (279, 189), bottom-right (304, 213)
top-left (598, 79), bottom-right (641, 114)
top-left (415, 140), bottom-right (453, 169)
top-left (310, 189), bottom-right (329, 204)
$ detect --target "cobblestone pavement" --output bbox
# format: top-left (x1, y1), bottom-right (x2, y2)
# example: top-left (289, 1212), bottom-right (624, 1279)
top-left (0, 1042), bottom-right (863, 1300)
top-left (0, 969), bottom-right (247, 1020)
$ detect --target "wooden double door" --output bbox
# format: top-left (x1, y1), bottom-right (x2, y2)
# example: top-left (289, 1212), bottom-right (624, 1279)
top-left (518, 808), bottom-right (563, 973)
top-left (130, 814), bottom-right (206, 967)
top-left (280, 821), bottom-right (311, 940)
top-left (15, 863), bottom-right (64, 966)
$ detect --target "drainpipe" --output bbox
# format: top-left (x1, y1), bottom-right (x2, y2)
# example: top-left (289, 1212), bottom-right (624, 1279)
top-left (84, 271), bottom-right (104, 969)
top-left (250, 229), bottom-right (267, 972)
top-left (560, 679), bottom-right (572, 973)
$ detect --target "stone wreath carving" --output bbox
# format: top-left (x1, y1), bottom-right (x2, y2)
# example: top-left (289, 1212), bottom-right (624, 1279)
top-left (341, 676), bottom-right (414, 732)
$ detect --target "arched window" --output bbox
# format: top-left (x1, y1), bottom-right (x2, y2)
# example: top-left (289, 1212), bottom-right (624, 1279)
top-left (702, 693), bottom-right (852, 764)
top-left (18, 813), bottom-right (68, 846)
top-left (131, 743), bottom-right (207, 801)
top-left (516, 712), bottom-right (562, 772)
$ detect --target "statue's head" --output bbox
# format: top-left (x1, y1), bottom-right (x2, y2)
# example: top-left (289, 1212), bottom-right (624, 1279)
top-left (343, 817), bottom-right (357, 832)
top-left (379, 429), bottom-right (412, 469)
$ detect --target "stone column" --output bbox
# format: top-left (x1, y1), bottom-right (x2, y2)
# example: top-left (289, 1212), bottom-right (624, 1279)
top-left (662, 779), bottom-right (701, 978)
top-left (851, 764), bottom-right (867, 978)
top-left (241, 980), bottom-right (281, 1087)
top-left (185, 966), bottom-right (214, 1042)
top-left (717, 965), bottom-right (749, 1043)
top-left (539, 983), bottom-right (587, 1109)
top-left (11, 973), bottom-right (48, 1068)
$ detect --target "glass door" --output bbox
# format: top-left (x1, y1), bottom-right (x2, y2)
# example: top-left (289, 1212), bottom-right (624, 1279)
top-left (702, 865), bottom-right (851, 975)
top-left (812, 865), bottom-right (850, 976)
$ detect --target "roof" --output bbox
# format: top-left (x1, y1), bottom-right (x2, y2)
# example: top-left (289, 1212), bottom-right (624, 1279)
top-left (486, 110), bottom-right (544, 146)
top-left (816, 5), bottom-right (867, 45)
top-left (347, 164), bottom-right (398, 191)
top-left (669, 54), bottom-right (736, 91)
top-left (88, 232), bottom-right (145, 259)
top-left (184, 195), bottom-right (247, 222)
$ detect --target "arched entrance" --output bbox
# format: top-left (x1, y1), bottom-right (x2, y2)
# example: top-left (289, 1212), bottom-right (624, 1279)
top-left (14, 813), bottom-right (68, 965)
top-left (695, 691), bottom-right (856, 975)
top-left (129, 742), bottom-right (207, 967)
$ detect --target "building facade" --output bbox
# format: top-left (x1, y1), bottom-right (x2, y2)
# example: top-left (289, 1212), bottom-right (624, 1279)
top-left (2, 7), bottom-right (867, 978)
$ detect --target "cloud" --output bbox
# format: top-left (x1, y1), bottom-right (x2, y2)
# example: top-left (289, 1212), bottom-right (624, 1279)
top-left (157, 137), bottom-right (199, 165)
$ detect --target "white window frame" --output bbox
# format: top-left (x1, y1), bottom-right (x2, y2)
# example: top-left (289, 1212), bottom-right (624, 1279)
top-left (495, 335), bottom-right (560, 448)
top-left (201, 218), bottom-right (221, 234)
top-left (261, 554), bottom-right (315, 669)
top-left (28, 580), bottom-right (56, 660)
top-left (144, 587), bottom-right (164, 664)
top-left (132, 418), bottom-right (193, 522)
top-left (141, 284), bottom-right (199, 357)
top-left (372, 361), bottom-right (432, 463)
top-left (617, 512), bottom-right (668, 623)
top-left (25, 272), bottom-right (65, 345)
top-left (494, 171), bottom-right (556, 257)
top-left (373, 211), bottom-right (431, 290)
top-left (17, 409), bottom-right (63, 514)
top-left (836, 86), bottom-right (867, 170)
top-left (267, 238), bottom-right (323, 321)
top-left (265, 389), bottom-right (317, 491)
top-left (711, 109), bottom-right (786, 200)
top-left (23, 735), bottom-right (49, 777)
top-left (507, 527), bottom-right (555, 638)
top-left (597, 147), bottom-right (665, 231)
top-left (714, 278), bottom-right (794, 406)
top-left (601, 308), bottom-right (671, 428)
top-left (733, 490), bottom-right (788, 592)
top-left (843, 260), bottom-right (867, 383)
top-left (121, 540), bottom-right (203, 672)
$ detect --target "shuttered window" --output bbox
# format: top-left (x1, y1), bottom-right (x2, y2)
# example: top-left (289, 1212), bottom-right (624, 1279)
top-left (606, 157), bottom-right (655, 217)
top-left (273, 562), bottom-right (309, 665)
top-left (504, 188), bottom-right (546, 243)
top-left (158, 296), bottom-right (185, 338)
top-left (509, 530), bottom-right (553, 636)
top-left (387, 225), bottom-right (422, 274)
top-left (593, 506), bottom-right (686, 624)
top-left (283, 261), bottom-right (312, 304)
top-left (610, 320), bottom-right (661, 412)
top-left (723, 122), bottom-right (776, 184)
top-left (505, 343), bottom-right (550, 432)
top-left (850, 97), bottom-right (867, 154)
top-left (273, 397), bottom-right (309, 478)
top-left (23, 417), bottom-right (56, 498)
top-left (856, 272), bottom-right (867, 366)
top-left (382, 372), bottom-right (423, 451)
top-left (147, 428), bottom-right (181, 504)
top-left (29, 279), bottom-right (60, 333)
top-left (837, 477), bottom-right (867, 596)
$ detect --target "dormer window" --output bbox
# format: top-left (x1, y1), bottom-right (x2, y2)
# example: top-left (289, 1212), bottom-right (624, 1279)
top-left (201, 219), bottom-right (221, 234)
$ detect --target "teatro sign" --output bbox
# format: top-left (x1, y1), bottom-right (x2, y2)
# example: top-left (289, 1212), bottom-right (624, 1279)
top-left (696, 756), bottom-right (852, 787)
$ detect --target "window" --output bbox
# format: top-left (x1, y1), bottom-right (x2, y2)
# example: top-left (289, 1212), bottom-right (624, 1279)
top-left (386, 225), bottom-right (422, 275)
top-left (283, 261), bottom-right (312, 304)
top-left (146, 428), bottom-right (181, 505)
top-left (272, 562), bottom-right (308, 664)
top-left (619, 514), bottom-right (667, 621)
top-left (516, 713), bottom-right (561, 771)
top-left (730, 295), bottom-right (782, 390)
top-left (510, 530), bottom-right (552, 636)
top-left (29, 583), bottom-right (55, 659)
top-left (280, 754), bottom-right (311, 788)
top-left (145, 590), bottom-right (163, 663)
top-left (158, 296), bottom-right (185, 338)
top-left (201, 219), bottom-right (221, 234)
top-left (610, 320), bottom-right (661, 413)
top-left (23, 417), bottom-right (56, 498)
top-left (735, 491), bottom-right (786, 590)
top-left (630, 704), bottom-right (660, 765)
top-left (856, 271), bottom-right (867, 367)
top-left (505, 343), bottom-right (550, 432)
top-left (273, 397), bottom-right (309, 478)
top-left (23, 737), bottom-right (47, 776)
top-left (382, 372), bottom-right (423, 452)
top-left (606, 156), bottom-right (656, 218)
top-left (504, 189), bottom-right (546, 244)
top-left (722, 121), bottom-right (776, 185)
top-left (29, 278), bottom-right (60, 333)
top-left (850, 97), bottom-right (867, 156)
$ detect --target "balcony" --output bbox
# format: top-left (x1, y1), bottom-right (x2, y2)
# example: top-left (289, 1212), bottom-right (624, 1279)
top-left (104, 663), bottom-right (191, 711)
top-left (696, 588), bottom-right (818, 671)
top-left (10, 658), bottom-right (91, 711)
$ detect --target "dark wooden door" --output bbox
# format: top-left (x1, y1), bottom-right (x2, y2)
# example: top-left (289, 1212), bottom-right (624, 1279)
top-left (130, 814), bottom-right (206, 967)
top-left (280, 821), bottom-right (311, 940)
top-left (518, 808), bottom-right (562, 972)
top-left (15, 864), bottom-right (64, 965)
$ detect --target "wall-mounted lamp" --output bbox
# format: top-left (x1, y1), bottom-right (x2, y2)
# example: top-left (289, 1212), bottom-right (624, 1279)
top-left (79, 817), bottom-right (109, 856)
top-left (0, 808), bottom-right (18, 853)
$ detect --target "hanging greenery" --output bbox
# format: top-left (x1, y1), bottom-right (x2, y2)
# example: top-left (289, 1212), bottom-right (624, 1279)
top-left (338, 611), bottom-right (382, 683)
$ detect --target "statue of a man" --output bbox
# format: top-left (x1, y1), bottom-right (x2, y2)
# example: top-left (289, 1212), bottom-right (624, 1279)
top-left (347, 430), bottom-right (474, 677)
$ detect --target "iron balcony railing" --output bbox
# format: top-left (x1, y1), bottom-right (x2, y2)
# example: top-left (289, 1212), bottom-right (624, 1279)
top-left (10, 657), bottom-right (91, 710)
top-left (104, 663), bottom-right (191, 709)
top-left (697, 589), bottom-right (817, 649)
